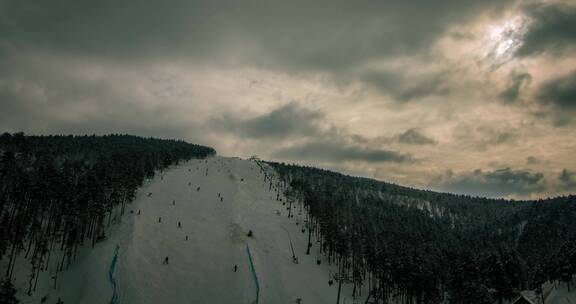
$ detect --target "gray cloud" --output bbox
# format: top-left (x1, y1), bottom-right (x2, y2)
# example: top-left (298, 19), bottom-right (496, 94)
top-left (362, 70), bottom-right (450, 102)
top-left (526, 156), bottom-right (542, 165)
top-left (351, 129), bottom-right (437, 146)
top-left (499, 72), bottom-right (531, 103)
top-left (516, 2), bottom-right (576, 57)
top-left (453, 125), bottom-right (519, 150)
top-left (536, 70), bottom-right (576, 109)
top-left (559, 169), bottom-right (576, 190)
top-left (210, 102), bottom-right (323, 139)
top-left (0, 81), bottom-right (195, 141)
top-left (439, 168), bottom-right (545, 198)
top-left (272, 141), bottom-right (413, 164)
top-left (0, 0), bottom-right (510, 71)
top-left (397, 129), bottom-right (437, 145)
top-left (1, 0), bottom-right (574, 200)
top-left (0, 52), bottom-right (205, 142)
top-left (211, 103), bottom-right (415, 164)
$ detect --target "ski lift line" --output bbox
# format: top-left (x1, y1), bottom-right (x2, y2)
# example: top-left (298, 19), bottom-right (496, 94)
top-left (280, 226), bottom-right (300, 264)
top-left (108, 245), bottom-right (120, 304)
top-left (246, 244), bottom-right (260, 304)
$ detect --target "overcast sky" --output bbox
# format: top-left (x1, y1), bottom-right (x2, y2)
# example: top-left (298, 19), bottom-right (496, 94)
top-left (1, 0), bottom-right (575, 199)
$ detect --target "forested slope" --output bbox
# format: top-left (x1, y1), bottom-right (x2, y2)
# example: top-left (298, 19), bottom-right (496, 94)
top-left (268, 161), bottom-right (576, 304)
top-left (0, 133), bottom-right (215, 298)
top-left (0, 133), bottom-right (573, 304)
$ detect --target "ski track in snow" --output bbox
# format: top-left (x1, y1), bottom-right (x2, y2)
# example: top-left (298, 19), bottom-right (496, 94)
top-left (14, 156), bottom-right (364, 304)
top-left (245, 245), bottom-right (260, 304)
top-left (108, 245), bottom-right (120, 304)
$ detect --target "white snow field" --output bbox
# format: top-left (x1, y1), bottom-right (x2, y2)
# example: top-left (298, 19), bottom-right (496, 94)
top-left (14, 156), bottom-right (363, 304)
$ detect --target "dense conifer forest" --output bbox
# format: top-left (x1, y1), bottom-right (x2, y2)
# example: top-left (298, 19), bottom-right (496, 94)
top-left (268, 161), bottom-right (576, 304)
top-left (0, 133), bottom-right (215, 298)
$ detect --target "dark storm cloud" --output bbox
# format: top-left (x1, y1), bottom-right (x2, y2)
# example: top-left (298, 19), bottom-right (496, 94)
top-left (210, 103), bottom-right (323, 139)
top-left (273, 141), bottom-right (413, 164)
top-left (536, 71), bottom-right (576, 109)
top-left (516, 2), bottom-right (576, 57)
top-left (212, 103), bottom-right (414, 164)
top-left (0, 82), bottom-right (194, 140)
top-left (0, 54), bottom-right (198, 141)
top-left (499, 72), bottom-right (531, 103)
top-left (362, 70), bottom-right (450, 102)
top-left (397, 129), bottom-right (437, 145)
top-left (0, 0), bottom-right (510, 70)
top-left (439, 168), bottom-right (545, 198)
top-left (0, 101), bottom-right (192, 141)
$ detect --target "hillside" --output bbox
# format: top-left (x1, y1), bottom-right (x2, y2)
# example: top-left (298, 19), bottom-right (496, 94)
top-left (8, 156), bottom-right (363, 304)
top-left (268, 161), bottom-right (576, 304)
top-left (0, 134), bottom-right (574, 303)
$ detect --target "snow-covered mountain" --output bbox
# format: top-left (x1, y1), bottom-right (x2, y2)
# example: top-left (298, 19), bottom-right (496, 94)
top-left (12, 156), bottom-right (362, 304)
top-left (7, 155), bottom-right (576, 304)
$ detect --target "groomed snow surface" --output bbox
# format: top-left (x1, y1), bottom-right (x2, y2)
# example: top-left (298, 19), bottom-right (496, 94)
top-left (13, 157), bottom-right (363, 304)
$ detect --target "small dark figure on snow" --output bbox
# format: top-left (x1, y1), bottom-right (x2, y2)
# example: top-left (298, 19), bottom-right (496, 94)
top-left (138, 210), bottom-right (141, 215)
top-left (197, 187), bottom-right (200, 191)
top-left (56, 298), bottom-right (64, 304)
top-left (172, 200), bottom-right (175, 205)
top-left (247, 230), bottom-right (253, 237)
top-left (220, 197), bottom-right (223, 202)
top-left (178, 221), bottom-right (181, 228)
top-left (234, 265), bottom-right (238, 272)
top-left (185, 235), bottom-right (189, 241)
top-left (163, 257), bottom-right (169, 264)
top-left (41, 295), bottom-right (48, 303)
top-left (158, 217), bottom-right (162, 223)
top-left (328, 280), bottom-right (333, 286)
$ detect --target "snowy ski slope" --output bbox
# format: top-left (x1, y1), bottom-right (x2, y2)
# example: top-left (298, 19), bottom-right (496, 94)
top-left (13, 156), bottom-right (575, 304)
top-left (16, 156), bottom-right (361, 304)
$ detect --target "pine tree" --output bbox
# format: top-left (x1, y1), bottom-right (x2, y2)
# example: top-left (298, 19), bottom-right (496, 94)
top-left (0, 279), bottom-right (19, 304)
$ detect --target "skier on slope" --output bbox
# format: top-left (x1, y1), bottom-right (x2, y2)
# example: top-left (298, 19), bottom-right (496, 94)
top-left (163, 257), bottom-right (169, 264)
